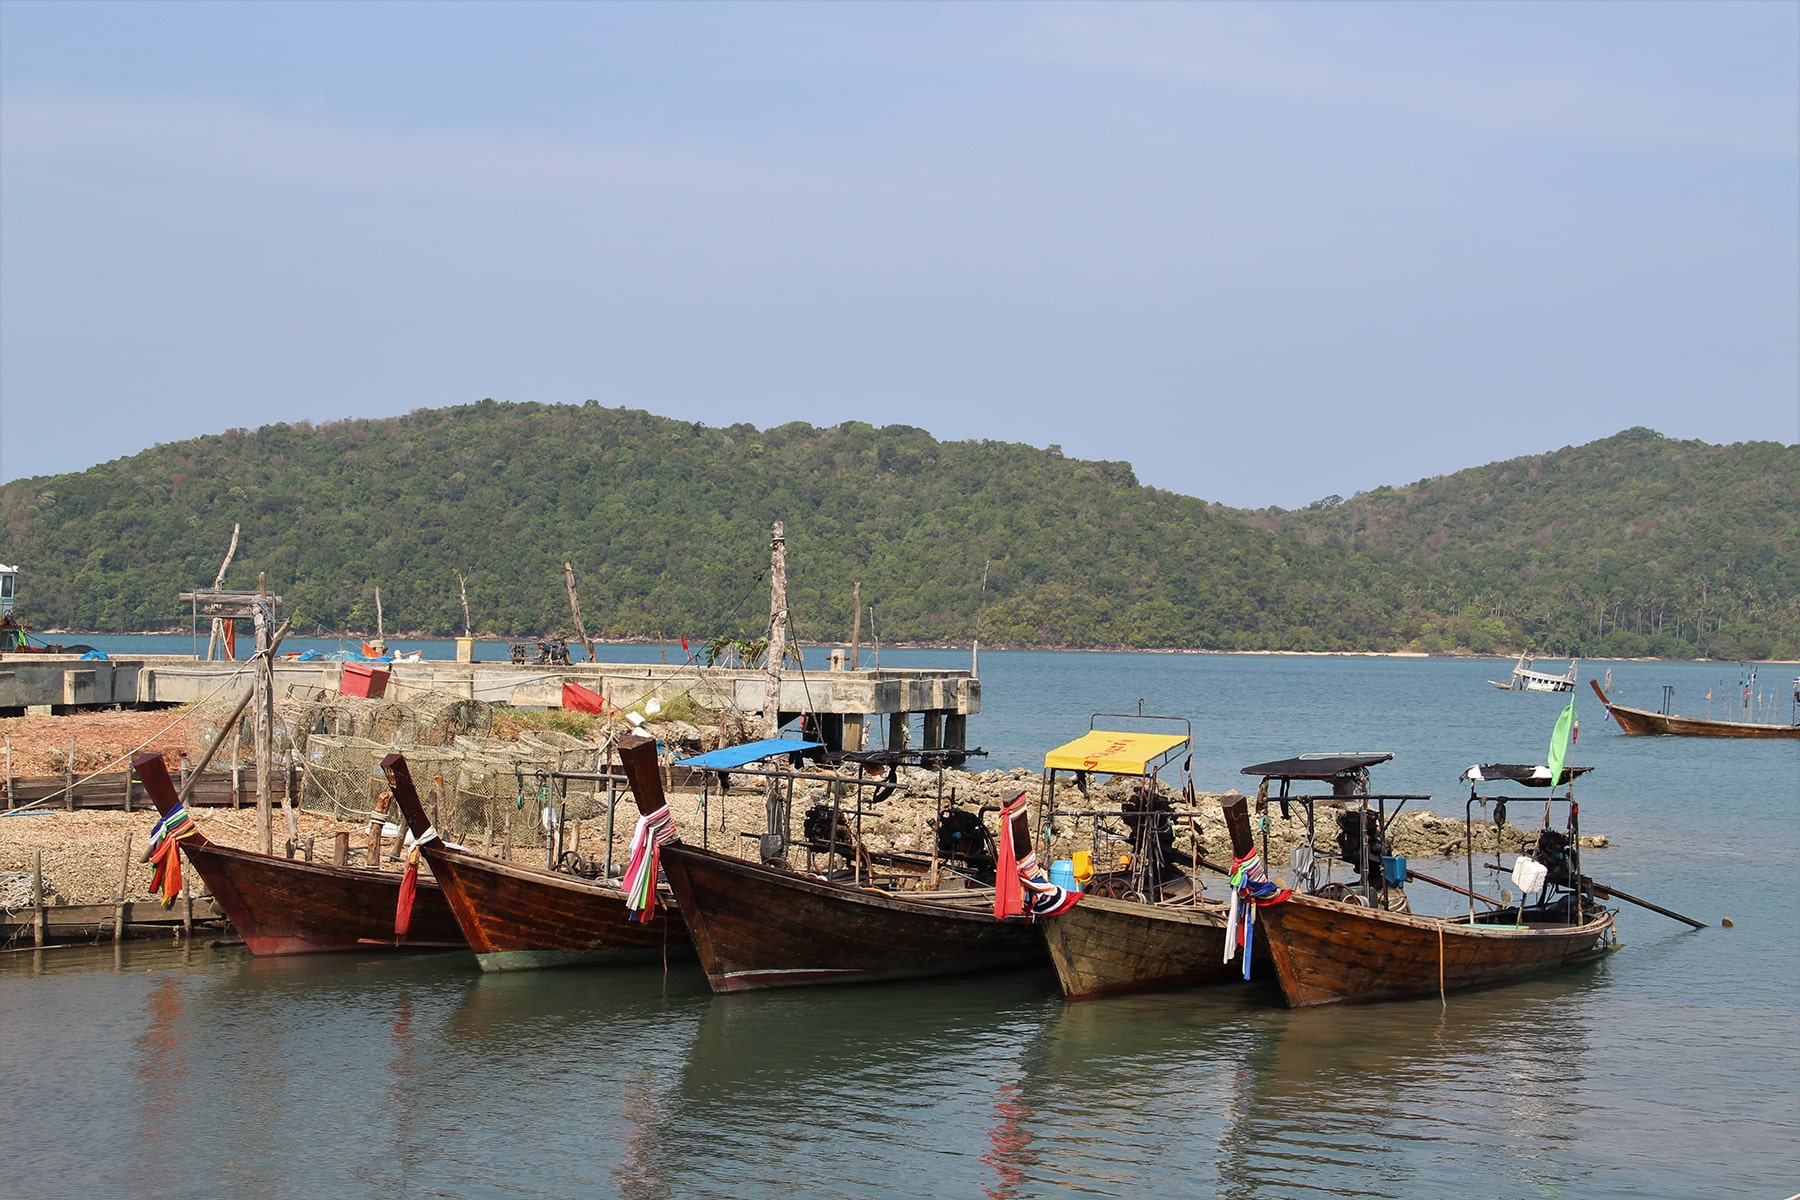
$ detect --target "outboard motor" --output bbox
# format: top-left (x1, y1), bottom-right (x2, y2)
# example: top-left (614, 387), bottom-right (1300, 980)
top-left (1335, 809), bottom-right (1388, 881)
top-left (932, 807), bottom-right (995, 878)
top-left (1121, 787), bottom-right (1190, 880)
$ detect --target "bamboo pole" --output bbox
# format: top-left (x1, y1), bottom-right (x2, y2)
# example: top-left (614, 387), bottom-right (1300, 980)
top-left (205, 524), bottom-right (240, 661)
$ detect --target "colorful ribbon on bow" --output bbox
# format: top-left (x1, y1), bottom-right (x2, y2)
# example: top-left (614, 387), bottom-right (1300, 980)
top-left (1224, 848), bottom-right (1291, 979)
top-left (622, 805), bottom-right (677, 922)
top-left (144, 801), bottom-right (196, 908)
top-left (994, 794), bottom-right (1080, 920)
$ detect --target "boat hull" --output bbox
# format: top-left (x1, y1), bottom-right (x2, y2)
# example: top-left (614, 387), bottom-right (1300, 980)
top-left (180, 840), bottom-right (465, 956)
top-left (1603, 702), bottom-right (1799, 739)
top-left (1039, 894), bottom-right (1252, 1001)
top-left (658, 843), bottom-right (1048, 993)
top-left (1256, 893), bottom-right (1615, 1008)
top-left (419, 844), bottom-right (691, 972)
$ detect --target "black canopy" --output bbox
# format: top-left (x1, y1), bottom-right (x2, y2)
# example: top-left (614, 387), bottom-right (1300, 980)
top-left (1459, 763), bottom-right (1592, 787)
top-left (1240, 753), bottom-right (1393, 781)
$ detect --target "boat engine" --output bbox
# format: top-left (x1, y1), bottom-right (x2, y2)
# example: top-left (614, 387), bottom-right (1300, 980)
top-left (932, 807), bottom-right (995, 876)
top-left (1530, 827), bottom-right (1576, 889)
top-left (1335, 810), bottom-right (1389, 881)
top-left (1121, 787), bottom-right (1192, 880)
top-left (802, 803), bottom-right (856, 859)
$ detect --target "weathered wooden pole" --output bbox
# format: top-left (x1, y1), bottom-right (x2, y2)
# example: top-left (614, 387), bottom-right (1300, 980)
top-left (205, 524), bottom-right (240, 661)
top-left (252, 590), bottom-right (274, 854)
top-left (761, 521), bottom-right (788, 739)
top-left (113, 831), bottom-right (134, 941)
top-left (31, 849), bottom-right (46, 947)
top-left (563, 563), bottom-right (597, 663)
top-left (850, 581), bottom-right (861, 670)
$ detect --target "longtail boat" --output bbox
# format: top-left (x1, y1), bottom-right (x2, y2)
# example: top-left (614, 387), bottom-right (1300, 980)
top-left (1029, 715), bottom-right (1257, 1001)
top-left (1221, 753), bottom-right (1615, 1007)
top-left (133, 751), bottom-right (465, 956)
top-left (381, 747), bottom-right (690, 972)
top-left (1589, 678), bottom-right (1800, 739)
top-left (655, 742), bottom-right (1046, 993)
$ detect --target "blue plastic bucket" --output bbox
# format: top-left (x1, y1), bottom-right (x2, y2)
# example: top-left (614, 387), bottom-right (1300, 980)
top-left (1049, 859), bottom-right (1081, 893)
top-left (1382, 855), bottom-right (1407, 887)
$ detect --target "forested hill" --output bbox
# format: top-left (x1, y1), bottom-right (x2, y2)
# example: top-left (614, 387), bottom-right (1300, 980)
top-left (1, 405), bottom-right (1794, 658)
top-left (1225, 428), bottom-right (1799, 659)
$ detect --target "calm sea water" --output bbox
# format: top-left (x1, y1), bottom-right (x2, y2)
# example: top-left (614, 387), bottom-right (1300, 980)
top-left (3, 650), bottom-right (1796, 1199)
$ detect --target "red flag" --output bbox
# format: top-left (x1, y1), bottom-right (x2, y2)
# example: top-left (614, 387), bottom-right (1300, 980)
top-left (562, 680), bottom-right (608, 713)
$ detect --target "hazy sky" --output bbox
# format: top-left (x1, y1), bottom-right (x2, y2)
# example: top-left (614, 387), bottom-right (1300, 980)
top-left (2, 1), bottom-right (1795, 508)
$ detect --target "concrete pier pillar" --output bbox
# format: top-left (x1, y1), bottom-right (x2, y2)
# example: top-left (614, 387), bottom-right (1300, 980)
top-left (944, 713), bottom-right (967, 751)
top-left (888, 713), bottom-right (908, 751)
top-left (922, 712), bottom-right (943, 751)
top-left (843, 714), bottom-right (866, 753)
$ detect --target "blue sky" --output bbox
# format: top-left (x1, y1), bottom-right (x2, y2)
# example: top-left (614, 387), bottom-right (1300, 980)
top-left (2, 0), bottom-right (1794, 508)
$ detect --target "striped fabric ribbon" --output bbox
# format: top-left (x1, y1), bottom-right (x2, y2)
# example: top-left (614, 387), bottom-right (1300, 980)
top-left (145, 802), bottom-right (197, 909)
top-left (622, 805), bottom-right (678, 923)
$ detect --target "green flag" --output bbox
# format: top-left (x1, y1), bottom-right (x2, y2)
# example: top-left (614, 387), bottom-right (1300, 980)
top-left (1545, 696), bottom-right (1576, 786)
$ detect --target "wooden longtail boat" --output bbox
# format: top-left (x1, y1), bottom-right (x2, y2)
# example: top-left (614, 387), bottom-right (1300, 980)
top-left (653, 740), bottom-right (1045, 993)
top-left (657, 843), bottom-right (1046, 993)
top-left (381, 749), bottom-right (691, 972)
top-left (1029, 716), bottom-right (1260, 1001)
top-left (1222, 755), bottom-right (1615, 1008)
top-left (134, 751), bottom-right (465, 956)
top-left (1589, 679), bottom-right (1800, 739)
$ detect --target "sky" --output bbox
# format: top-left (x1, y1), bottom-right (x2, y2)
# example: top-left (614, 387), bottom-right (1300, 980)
top-left (1, 1), bottom-right (1795, 510)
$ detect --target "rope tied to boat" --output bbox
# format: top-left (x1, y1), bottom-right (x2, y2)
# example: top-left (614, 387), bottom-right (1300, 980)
top-left (622, 805), bottom-right (678, 923)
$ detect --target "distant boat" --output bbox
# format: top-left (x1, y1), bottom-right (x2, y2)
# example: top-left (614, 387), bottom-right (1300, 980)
top-left (1588, 679), bottom-right (1800, 740)
top-left (1489, 654), bottom-right (1578, 692)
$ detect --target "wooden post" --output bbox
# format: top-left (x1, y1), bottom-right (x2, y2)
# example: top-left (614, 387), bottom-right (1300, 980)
top-left (502, 811), bottom-right (514, 862)
top-left (367, 827), bottom-right (382, 868)
top-left (334, 831), bottom-right (351, 865)
top-left (3, 734), bottom-right (11, 810)
top-left (563, 562), bottom-right (597, 663)
top-left (851, 581), bottom-right (861, 670)
top-left (231, 731), bottom-right (242, 809)
top-left (762, 522), bottom-right (787, 738)
top-left (113, 831), bottom-right (134, 941)
top-left (253, 595), bottom-right (274, 854)
top-left (31, 849), bottom-right (46, 947)
top-left (1221, 793), bottom-right (1256, 860)
top-left (64, 734), bottom-right (76, 810)
top-left (123, 755), bottom-right (133, 812)
top-left (456, 569), bottom-right (472, 637)
top-left (205, 524), bottom-right (240, 661)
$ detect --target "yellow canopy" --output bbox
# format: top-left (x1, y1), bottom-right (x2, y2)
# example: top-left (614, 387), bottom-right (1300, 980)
top-left (1043, 730), bottom-right (1190, 776)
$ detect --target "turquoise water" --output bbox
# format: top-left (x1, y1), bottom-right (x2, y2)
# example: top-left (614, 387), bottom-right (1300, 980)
top-left (3, 651), bottom-right (1795, 1198)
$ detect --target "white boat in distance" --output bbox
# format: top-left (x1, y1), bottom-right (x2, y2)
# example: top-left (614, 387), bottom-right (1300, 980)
top-left (1490, 654), bottom-right (1577, 693)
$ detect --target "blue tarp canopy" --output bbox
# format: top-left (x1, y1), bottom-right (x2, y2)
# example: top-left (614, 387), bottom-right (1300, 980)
top-left (677, 738), bottom-right (822, 770)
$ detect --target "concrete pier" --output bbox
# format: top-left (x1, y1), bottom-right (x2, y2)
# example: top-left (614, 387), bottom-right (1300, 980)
top-left (0, 654), bottom-right (980, 754)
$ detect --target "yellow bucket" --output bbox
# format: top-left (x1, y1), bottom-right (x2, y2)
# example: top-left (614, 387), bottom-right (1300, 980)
top-left (1071, 850), bottom-right (1093, 883)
